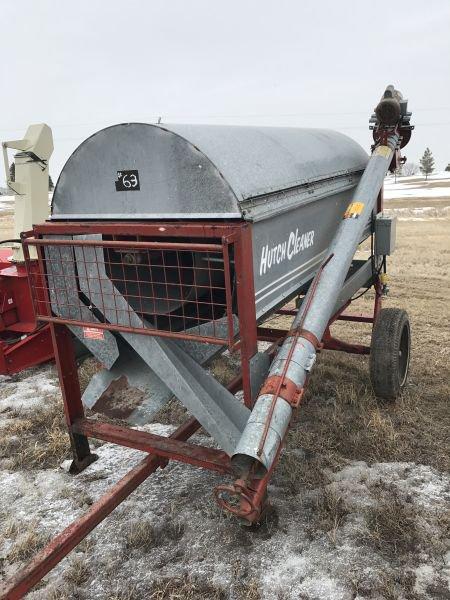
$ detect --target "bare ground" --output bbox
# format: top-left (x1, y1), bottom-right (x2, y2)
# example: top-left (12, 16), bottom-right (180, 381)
top-left (0, 215), bottom-right (449, 599)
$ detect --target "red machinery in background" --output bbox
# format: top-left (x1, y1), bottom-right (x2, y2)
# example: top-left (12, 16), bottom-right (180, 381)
top-left (0, 246), bottom-right (52, 375)
top-left (0, 124), bottom-right (55, 375)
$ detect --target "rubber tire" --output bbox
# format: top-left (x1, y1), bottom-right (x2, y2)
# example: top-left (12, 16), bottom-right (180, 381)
top-left (370, 308), bottom-right (411, 401)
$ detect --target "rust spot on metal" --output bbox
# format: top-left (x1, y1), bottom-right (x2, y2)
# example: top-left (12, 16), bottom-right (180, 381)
top-left (92, 375), bottom-right (146, 420)
top-left (259, 375), bottom-right (304, 408)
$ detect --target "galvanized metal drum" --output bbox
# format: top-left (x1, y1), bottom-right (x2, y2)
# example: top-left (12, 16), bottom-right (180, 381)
top-left (52, 124), bottom-right (368, 323)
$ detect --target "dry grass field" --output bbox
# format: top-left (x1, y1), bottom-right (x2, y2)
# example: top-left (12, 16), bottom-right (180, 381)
top-left (0, 207), bottom-right (13, 241)
top-left (287, 218), bottom-right (449, 474)
top-left (0, 203), bottom-right (449, 599)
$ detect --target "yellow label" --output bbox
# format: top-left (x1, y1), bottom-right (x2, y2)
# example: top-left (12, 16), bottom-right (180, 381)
top-left (374, 145), bottom-right (391, 158)
top-left (344, 202), bottom-right (365, 219)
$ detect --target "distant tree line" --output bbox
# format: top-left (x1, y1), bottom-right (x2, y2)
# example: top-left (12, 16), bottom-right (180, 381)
top-left (392, 148), bottom-right (439, 180)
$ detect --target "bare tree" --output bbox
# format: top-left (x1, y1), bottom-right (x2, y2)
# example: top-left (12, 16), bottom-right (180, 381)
top-left (402, 162), bottom-right (420, 176)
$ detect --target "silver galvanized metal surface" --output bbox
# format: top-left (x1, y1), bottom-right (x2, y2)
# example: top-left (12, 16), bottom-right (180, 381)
top-left (82, 317), bottom-right (237, 425)
top-left (232, 394), bottom-right (292, 476)
top-left (251, 185), bottom-right (368, 319)
top-left (232, 136), bottom-right (398, 475)
top-left (298, 138), bottom-right (398, 339)
top-left (165, 124), bottom-right (368, 201)
top-left (51, 123), bottom-right (368, 222)
top-left (45, 236), bottom-right (119, 369)
top-left (73, 234), bottom-right (249, 455)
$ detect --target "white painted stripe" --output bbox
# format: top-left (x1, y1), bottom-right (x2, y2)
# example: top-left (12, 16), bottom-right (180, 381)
top-left (255, 255), bottom-right (324, 305)
top-left (255, 250), bottom-right (326, 297)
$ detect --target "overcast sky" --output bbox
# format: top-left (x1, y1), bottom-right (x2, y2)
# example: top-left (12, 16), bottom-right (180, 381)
top-left (1, 0), bottom-right (449, 184)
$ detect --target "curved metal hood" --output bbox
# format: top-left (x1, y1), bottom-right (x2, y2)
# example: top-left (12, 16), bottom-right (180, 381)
top-left (51, 123), bottom-right (368, 222)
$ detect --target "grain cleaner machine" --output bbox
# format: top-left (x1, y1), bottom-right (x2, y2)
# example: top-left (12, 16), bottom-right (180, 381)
top-left (1, 86), bottom-right (413, 598)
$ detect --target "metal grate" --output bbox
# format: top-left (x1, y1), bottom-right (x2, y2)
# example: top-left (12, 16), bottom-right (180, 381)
top-left (22, 235), bottom-right (236, 346)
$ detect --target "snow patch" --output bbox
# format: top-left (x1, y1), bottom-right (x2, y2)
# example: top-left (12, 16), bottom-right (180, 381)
top-left (1, 366), bottom-right (449, 599)
top-left (384, 174), bottom-right (450, 200)
top-left (384, 206), bottom-right (450, 220)
top-left (0, 449), bottom-right (447, 599)
top-left (0, 365), bottom-right (59, 412)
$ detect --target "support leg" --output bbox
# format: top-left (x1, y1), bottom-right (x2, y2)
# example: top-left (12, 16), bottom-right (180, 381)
top-left (50, 323), bottom-right (97, 473)
top-left (234, 225), bottom-right (258, 408)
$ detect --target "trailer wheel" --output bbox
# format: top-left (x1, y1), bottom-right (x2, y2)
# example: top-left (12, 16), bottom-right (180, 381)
top-left (370, 308), bottom-right (411, 401)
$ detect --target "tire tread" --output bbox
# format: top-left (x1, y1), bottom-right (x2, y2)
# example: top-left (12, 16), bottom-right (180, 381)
top-left (370, 307), bottom-right (410, 400)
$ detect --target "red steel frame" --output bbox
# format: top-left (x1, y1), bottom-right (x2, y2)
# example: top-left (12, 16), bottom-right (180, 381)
top-left (1, 213), bottom-right (383, 599)
top-left (28, 237), bottom-right (235, 346)
top-left (22, 221), bottom-right (258, 409)
top-left (0, 248), bottom-right (53, 375)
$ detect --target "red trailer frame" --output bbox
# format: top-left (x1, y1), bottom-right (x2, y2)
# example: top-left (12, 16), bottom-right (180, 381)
top-left (1, 214), bottom-right (382, 599)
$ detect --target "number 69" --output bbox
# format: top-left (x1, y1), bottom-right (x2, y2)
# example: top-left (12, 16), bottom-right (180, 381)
top-left (122, 174), bottom-right (138, 188)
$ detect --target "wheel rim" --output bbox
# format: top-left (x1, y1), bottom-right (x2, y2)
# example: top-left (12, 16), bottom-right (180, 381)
top-left (398, 323), bottom-right (410, 386)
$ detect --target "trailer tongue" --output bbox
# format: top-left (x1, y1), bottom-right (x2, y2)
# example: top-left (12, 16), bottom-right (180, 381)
top-left (1, 86), bottom-right (413, 598)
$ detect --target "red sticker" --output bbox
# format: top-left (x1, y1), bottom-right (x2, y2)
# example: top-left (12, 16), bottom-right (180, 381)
top-left (83, 327), bottom-right (105, 340)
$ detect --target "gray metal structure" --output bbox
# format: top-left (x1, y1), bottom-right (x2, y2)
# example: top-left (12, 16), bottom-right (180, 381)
top-left (52, 124), bottom-right (368, 221)
top-left (52, 125), bottom-right (369, 321)
top-left (47, 123), bottom-right (379, 455)
top-left (232, 134), bottom-right (399, 475)
top-left (41, 94), bottom-right (411, 519)
top-left (0, 87), bottom-right (415, 600)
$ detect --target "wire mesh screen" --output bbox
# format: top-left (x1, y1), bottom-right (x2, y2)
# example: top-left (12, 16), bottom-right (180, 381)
top-left (23, 235), bottom-right (236, 346)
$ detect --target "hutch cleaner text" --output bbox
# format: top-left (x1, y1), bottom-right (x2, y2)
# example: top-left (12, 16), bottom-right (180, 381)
top-left (259, 228), bottom-right (315, 276)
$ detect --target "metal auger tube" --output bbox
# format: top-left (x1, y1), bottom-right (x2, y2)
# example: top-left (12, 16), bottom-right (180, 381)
top-left (231, 131), bottom-right (400, 478)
